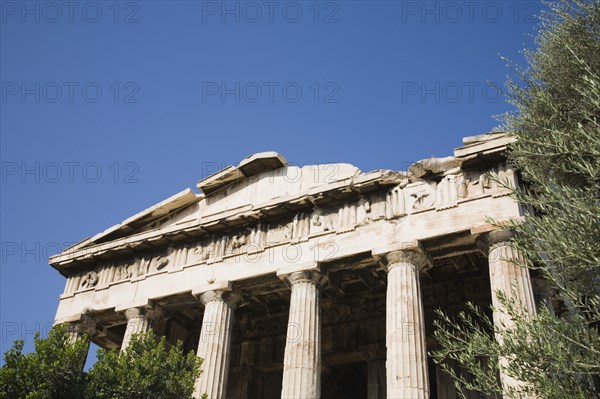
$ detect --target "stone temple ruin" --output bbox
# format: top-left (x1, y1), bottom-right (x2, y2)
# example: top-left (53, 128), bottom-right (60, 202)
top-left (50, 132), bottom-right (541, 398)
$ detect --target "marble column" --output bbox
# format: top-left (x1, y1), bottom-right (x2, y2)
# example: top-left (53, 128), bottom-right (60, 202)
top-left (385, 248), bottom-right (430, 399)
top-left (121, 307), bottom-right (154, 351)
top-left (280, 270), bottom-right (326, 399)
top-left (67, 314), bottom-right (96, 344)
top-left (367, 357), bottom-right (386, 399)
top-left (193, 289), bottom-right (238, 399)
top-left (479, 229), bottom-right (536, 395)
top-left (65, 314), bottom-right (96, 370)
top-left (67, 323), bottom-right (88, 344)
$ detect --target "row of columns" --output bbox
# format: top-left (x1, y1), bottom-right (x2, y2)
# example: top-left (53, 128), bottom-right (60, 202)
top-left (69, 228), bottom-right (536, 399)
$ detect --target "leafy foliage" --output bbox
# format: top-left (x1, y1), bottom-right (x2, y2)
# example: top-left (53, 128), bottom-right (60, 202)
top-left (433, 1), bottom-right (600, 398)
top-left (0, 324), bottom-right (88, 399)
top-left (86, 330), bottom-right (201, 399)
top-left (0, 326), bottom-right (203, 399)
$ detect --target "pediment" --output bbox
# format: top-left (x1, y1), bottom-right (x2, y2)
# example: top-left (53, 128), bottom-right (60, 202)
top-left (51, 133), bottom-right (516, 272)
top-left (63, 152), bottom-right (363, 253)
top-left (66, 189), bottom-right (202, 252)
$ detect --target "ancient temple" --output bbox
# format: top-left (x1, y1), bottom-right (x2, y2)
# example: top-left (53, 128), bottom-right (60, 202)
top-left (50, 132), bottom-right (540, 398)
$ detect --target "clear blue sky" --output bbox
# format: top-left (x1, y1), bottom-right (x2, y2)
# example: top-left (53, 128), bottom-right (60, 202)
top-left (1, 0), bottom-right (542, 362)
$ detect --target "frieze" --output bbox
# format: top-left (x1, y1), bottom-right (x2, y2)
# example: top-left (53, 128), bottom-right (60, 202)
top-left (79, 271), bottom-right (98, 289)
top-left (62, 166), bottom-right (512, 296)
top-left (386, 186), bottom-right (406, 218)
top-left (405, 182), bottom-right (436, 212)
top-left (382, 162), bottom-right (517, 215)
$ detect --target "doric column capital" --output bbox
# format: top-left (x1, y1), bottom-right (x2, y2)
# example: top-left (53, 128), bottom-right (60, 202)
top-left (385, 249), bottom-right (431, 271)
top-left (373, 241), bottom-right (432, 272)
top-left (123, 305), bottom-right (160, 322)
top-left (198, 290), bottom-right (240, 309)
top-left (284, 270), bottom-right (327, 289)
top-left (193, 281), bottom-right (240, 309)
top-left (78, 312), bottom-right (96, 328)
top-left (120, 305), bottom-right (157, 351)
top-left (476, 228), bottom-right (515, 253)
top-left (67, 313), bottom-right (97, 340)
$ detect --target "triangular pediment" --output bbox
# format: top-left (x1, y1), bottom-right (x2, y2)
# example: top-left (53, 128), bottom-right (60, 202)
top-left (66, 189), bottom-right (201, 252)
top-left (62, 152), bottom-right (365, 253)
top-left (49, 133), bottom-right (515, 274)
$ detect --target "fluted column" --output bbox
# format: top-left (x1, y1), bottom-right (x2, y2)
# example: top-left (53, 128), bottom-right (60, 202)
top-left (193, 289), bottom-right (238, 399)
top-left (479, 229), bottom-right (536, 395)
top-left (66, 314), bottom-right (96, 344)
top-left (67, 323), bottom-right (89, 344)
top-left (121, 307), bottom-right (153, 351)
top-left (65, 314), bottom-right (95, 370)
top-left (280, 270), bottom-right (326, 399)
top-left (385, 248), bottom-right (431, 399)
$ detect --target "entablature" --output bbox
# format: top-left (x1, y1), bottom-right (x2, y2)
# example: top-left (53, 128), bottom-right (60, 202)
top-left (52, 132), bottom-right (522, 325)
top-left (50, 169), bottom-right (406, 271)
